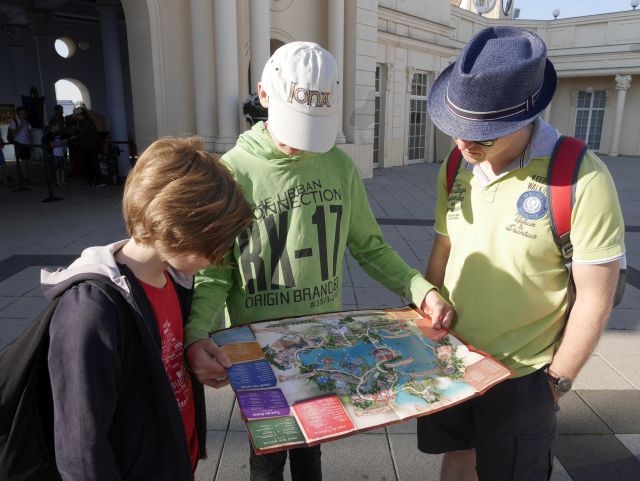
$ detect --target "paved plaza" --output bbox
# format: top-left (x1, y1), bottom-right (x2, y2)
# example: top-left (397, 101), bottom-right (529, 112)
top-left (0, 155), bottom-right (639, 481)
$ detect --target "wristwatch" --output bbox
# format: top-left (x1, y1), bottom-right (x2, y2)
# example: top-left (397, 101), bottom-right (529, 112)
top-left (545, 367), bottom-right (573, 394)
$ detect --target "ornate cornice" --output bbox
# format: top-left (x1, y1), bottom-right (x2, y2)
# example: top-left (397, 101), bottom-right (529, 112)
top-left (615, 74), bottom-right (632, 91)
top-left (27, 9), bottom-right (52, 37)
top-left (406, 66), bottom-right (416, 93)
top-left (385, 63), bottom-right (394, 92)
top-left (1, 24), bottom-right (28, 48)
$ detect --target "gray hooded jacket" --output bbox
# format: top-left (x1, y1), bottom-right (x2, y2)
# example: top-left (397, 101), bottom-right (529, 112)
top-left (42, 240), bottom-right (206, 481)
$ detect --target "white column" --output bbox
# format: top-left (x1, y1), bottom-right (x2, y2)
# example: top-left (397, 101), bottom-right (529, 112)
top-left (190, 0), bottom-right (216, 150)
top-left (214, 0), bottom-right (240, 152)
top-left (97, 0), bottom-right (131, 177)
top-left (249, 0), bottom-right (270, 92)
top-left (609, 74), bottom-right (632, 157)
top-left (328, 0), bottom-right (346, 143)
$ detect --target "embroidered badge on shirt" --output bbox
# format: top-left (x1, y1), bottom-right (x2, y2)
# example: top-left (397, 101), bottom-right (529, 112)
top-left (516, 191), bottom-right (548, 220)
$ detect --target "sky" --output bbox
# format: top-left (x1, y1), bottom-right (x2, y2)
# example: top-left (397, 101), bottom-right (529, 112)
top-left (515, 0), bottom-right (639, 20)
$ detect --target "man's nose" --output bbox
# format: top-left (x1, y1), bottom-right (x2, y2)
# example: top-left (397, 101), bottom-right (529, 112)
top-left (457, 139), bottom-right (475, 149)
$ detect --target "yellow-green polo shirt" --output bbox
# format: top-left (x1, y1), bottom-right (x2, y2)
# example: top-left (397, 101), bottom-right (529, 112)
top-left (434, 146), bottom-right (625, 378)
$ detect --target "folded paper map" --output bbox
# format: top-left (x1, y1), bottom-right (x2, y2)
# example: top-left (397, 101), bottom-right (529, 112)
top-left (211, 306), bottom-right (511, 454)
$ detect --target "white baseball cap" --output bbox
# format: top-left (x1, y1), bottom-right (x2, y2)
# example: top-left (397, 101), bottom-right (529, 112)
top-left (261, 41), bottom-right (342, 153)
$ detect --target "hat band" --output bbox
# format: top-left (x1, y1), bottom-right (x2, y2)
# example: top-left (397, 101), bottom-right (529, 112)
top-left (445, 84), bottom-right (543, 121)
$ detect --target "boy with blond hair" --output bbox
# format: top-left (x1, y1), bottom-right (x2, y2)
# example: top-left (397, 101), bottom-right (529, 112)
top-left (42, 137), bottom-right (253, 480)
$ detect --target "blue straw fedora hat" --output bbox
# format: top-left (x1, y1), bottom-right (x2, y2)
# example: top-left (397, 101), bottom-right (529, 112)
top-left (428, 26), bottom-right (557, 141)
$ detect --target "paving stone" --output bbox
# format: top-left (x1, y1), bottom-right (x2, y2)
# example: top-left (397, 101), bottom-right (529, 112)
top-left (0, 255), bottom-right (34, 282)
top-left (557, 391), bottom-right (612, 435)
top-left (595, 330), bottom-right (640, 356)
top-left (205, 385), bottom-right (236, 431)
top-left (602, 355), bottom-right (640, 389)
top-left (0, 295), bottom-right (48, 319)
top-left (5, 266), bottom-right (42, 280)
top-left (342, 286), bottom-right (356, 306)
top-left (607, 308), bottom-right (640, 330)
top-left (0, 317), bottom-right (34, 351)
top-left (194, 431), bottom-right (226, 481)
top-left (624, 330), bottom-right (640, 346)
top-left (388, 433), bottom-right (441, 481)
top-left (616, 434), bottom-right (640, 462)
top-left (555, 434), bottom-right (640, 481)
top-left (321, 433), bottom-right (397, 481)
top-left (0, 297), bottom-right (17, 312)
top-left (24, 286), bottom-right (44, 297)
top-left (228, 401), bottom-right (247, 432)
top-left (349, 270), bottom-right (387, 288)
top-left (354, 287), bottom-right (404, 309)
top-left (407, 238), bottom-right (432, 257)
top-left (342, 259), bottom-right (351, 287)
top-left (578, 390), bottom-right (640, 434)
top-left (550, 458), bottom-right (573, 481)
top-left (379, 225), bottom-right (403, 242)
top-left (616, 284), bottom-right (640, 309)
top-left (572, 355), bottom-right (634, 390)
top-left (213, 431), bottom-right (255, 481)
top-left (386, 417), bottom-right (417, 435)
top-left (396, 225), bottom-right (432, 241)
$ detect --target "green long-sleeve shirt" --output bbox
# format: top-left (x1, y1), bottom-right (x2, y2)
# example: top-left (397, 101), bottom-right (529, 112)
top-left (185, 122), bottom-right (434, 345)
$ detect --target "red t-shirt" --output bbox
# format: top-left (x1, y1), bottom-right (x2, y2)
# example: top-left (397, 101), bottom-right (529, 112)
top-left (139, 272), bottom-right (199, 471)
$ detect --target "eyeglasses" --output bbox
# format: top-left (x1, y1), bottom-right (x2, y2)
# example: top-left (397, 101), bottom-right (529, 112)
top-left (454, 138), bottom-right (497, 147)
top-left (474, 139), bottom-right (497, 147)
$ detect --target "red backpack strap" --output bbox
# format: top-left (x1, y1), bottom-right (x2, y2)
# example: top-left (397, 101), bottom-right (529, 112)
top-left (547, 136), bottom-right (588, 259)
top-left (446, 147), bottom-right (463, 195)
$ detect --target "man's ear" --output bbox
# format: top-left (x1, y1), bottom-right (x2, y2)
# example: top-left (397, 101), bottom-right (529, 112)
top-left (257, 83), bottom-right (269, 108)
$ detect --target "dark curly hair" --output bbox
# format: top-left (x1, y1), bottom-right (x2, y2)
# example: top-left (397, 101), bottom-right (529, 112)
top-left (242, 93), bottom-right (268, 126)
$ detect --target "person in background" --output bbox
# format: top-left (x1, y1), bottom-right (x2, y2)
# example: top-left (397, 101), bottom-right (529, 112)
top-left (0, 134), bottom-right (15, 186)
top-left (9, 106), bottom-right (32, 183)
top-left (71, 106), bottom-right (102, 187)
top-left (43, 119), bottom-right (69, 187)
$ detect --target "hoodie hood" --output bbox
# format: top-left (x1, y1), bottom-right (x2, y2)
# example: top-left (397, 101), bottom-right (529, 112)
top-left (235, 121), bottom-right (320, 166)
top-left (41, 240), bottom-right (193, 302)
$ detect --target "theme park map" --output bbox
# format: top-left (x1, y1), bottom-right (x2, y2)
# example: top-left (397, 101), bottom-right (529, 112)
top-left (211, 306), bottom-right (511, 454)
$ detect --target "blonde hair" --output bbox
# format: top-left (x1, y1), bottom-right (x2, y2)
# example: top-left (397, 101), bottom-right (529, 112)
top-left (122, 136), bottom-right (253, 265)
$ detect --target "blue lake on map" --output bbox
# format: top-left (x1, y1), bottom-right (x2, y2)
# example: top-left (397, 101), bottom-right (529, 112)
top-left (296, 328), bottom-right (446, 405)
top-left (376, 329), bottom-right (437, 373)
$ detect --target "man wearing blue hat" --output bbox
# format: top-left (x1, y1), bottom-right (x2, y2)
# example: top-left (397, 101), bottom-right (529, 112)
top-left (418, 26), bottom-right (625, 480)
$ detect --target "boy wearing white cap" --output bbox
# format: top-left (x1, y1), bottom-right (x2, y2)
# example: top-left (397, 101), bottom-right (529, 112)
top-left (184, 41), bottom-right (455, 481)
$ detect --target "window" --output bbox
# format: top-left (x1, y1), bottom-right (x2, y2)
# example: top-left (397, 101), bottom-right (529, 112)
top-left (373, 66), bottom-right (381, 167)
top-left (55, 79), bottom-right (92, 115)
top-left (54, 37), bottom-right (76, 59)
top-left (408, 72), bottom-right (429, 163)
top-left (574, 90), bottom-right (606, 151)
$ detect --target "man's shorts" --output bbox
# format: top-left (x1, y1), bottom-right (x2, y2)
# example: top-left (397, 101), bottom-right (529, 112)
top-left (14, 143), bottom-right (30, 161)
top-left (417, 367), bottom-right (557, 481)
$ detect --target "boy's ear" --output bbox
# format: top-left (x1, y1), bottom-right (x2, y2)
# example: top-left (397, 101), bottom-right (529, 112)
top-left (257, 83), bottom-right (269, 108)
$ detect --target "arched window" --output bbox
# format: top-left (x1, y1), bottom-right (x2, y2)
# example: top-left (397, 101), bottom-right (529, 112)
top-left (270, 39), bottom-right (285, 55)
top-left (54, 79), bottom-right (91, 115)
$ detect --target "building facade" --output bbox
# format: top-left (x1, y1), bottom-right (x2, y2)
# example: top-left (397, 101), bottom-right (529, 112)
top-left (1, 0), bottom-right (639, 179)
